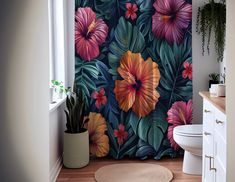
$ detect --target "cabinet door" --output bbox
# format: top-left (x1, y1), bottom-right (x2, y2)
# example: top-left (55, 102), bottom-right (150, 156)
top-left (214, 144), bottom-right (226, 182)
top-left (203, 99), bottom-right (215, 182)
top-left (214, 111), bottom-right (226, 182)
top-left (203, 133), bottom-right (215, 182)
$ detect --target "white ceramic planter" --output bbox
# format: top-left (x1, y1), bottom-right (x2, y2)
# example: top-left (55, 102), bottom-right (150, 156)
top-left (57, 91), bottom-right (64, 99)
top-left (63, 130), bottom-right (89, 168)
top-left (49, 87), bottom-right (54, 103)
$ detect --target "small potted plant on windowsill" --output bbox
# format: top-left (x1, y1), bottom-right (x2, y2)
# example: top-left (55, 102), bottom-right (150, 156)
top-left (209, 73), bottom-right (220, 88)
top-left (51, 80), bottom-right (64, 99)
top-left (63, 89), bottom-right (89, 168)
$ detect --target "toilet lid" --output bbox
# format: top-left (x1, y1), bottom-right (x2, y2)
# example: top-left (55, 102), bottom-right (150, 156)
top-left (174, 124), bottom-right (202, 136)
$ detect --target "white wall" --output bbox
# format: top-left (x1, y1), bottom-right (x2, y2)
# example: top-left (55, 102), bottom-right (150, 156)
top-left (192, 0), bottom-right (220, 124)
top-left (49, 103), bottom-right (66, 181)
top-left (226, 0), bottom-right (235, 180)
top-left (0, 1), bottom-right (50, 182)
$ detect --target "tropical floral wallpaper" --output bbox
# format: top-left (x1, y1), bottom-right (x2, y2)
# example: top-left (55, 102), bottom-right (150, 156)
top-left (75, 0), bottom-right (192, 159)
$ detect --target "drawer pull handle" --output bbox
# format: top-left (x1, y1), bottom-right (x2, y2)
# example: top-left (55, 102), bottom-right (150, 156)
top-left (204, 109), bottom-right (211, 113)
top-left (216, 119), bottom-right (224, 124)
top-left (205, 155), bottom-right (217, 172)
top-left (204, 132), bottom-right (211, 136)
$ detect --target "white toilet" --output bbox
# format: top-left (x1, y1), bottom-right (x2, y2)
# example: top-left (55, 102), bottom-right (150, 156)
top-left (173, 124), bottom-right (202, 175)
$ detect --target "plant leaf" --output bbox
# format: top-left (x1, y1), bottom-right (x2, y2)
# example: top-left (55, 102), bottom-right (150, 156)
top-left (149, 37), bottom-right (192, 109)
top-left (128, 103), bottom-right (168, 152)
top-left (136, 0), bottom-right (154, 37)
top-left (90, 61), bottom-right (120, 125)
top-left (108, 17), bottom-right (145, 76)
top-left (75, 57), bottom-right (99, 106)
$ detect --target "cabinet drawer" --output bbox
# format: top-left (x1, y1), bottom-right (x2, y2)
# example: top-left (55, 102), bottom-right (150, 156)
top-left (214, 111), bottom-right (226, 141)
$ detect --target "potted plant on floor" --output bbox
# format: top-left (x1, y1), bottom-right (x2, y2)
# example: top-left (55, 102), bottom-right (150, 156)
top-left (63, 89), bottom-right (89, 168)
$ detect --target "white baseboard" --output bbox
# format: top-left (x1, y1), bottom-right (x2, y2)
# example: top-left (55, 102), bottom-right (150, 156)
top-left (50, 156), bottom-right (62, 182)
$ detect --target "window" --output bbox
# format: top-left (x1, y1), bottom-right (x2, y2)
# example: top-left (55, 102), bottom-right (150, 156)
top-left (48, 0), bottom-right (69, 110)
top-left (48, 0), bottom-right (67, 85)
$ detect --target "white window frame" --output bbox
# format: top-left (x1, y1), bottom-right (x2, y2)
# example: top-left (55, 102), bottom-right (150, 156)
top-left (48, 0), bottom-right (68, 86)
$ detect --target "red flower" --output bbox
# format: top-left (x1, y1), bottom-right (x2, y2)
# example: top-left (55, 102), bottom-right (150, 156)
top-left (125, 3), bottom-right (138, 20)
top-left (114, 124), bottom-right (128, 145)
top-left (92, 88), bottom-right (107, 109)
top-left (182, 61), bottom-right (192, 80)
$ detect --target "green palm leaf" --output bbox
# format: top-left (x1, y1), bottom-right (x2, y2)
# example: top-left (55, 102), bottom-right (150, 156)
top-left (75, 57), bottom-right (99, 106)
top-left (108, 17), bottom-right (145, 76)
top-left (94, 0), bottom-right (130, 20)
top-left (128, 103), bottom-right (168, 152)
top-left (149, 37), bottom-right (192, 109)
top-left (136, 0), bottom-right (154, 37)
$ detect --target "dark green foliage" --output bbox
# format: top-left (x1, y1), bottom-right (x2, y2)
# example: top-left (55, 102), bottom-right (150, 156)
top-left (148, 37), bottom-right (192, 109)
top-left (75, 57), bottom-right (99, 106)
top-left (108, 17), bottom-right (145, 76)
top-left (196, 0), bottom-right (226, 61)
top-left (107, 111), bottom-right (139, 159)
top-left (64, 90), bottom-right (89, 133)
top-left (209, 73), bottom-right (220, 82)
top-left (128, 103), bottom-right (168, 153)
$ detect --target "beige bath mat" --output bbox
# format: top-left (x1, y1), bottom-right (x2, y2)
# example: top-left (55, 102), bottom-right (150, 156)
top-left (95, 163), bottom-right (173, 182)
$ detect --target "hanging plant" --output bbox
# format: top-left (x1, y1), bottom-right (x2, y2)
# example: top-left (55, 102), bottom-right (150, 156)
top-left (196, 0), bottom-right (226, 61)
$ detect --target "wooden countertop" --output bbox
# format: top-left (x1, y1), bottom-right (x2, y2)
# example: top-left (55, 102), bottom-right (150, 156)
top-left (199, 91), bottom-right (226, 114)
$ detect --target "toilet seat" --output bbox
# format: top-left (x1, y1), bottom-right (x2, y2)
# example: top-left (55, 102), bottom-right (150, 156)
top-left (174, 124), bottom-right (202, 137)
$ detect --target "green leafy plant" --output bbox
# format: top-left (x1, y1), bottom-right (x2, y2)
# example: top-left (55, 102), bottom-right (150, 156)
top-left (64, 89), bottom-right (89, 133)
top-left (196, 0), bottom-right (226, 61)
top-left (209, 73), bottom-right (220, 82)
top-left (51, 80), bottom-right (71, 94)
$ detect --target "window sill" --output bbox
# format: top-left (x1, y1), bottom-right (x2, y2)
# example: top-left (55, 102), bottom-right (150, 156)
top-left (49, 97), bottom-right (66, 113)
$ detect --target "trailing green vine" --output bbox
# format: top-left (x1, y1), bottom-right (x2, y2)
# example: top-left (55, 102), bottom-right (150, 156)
top-left (196, 0), bottom-right (226, 62)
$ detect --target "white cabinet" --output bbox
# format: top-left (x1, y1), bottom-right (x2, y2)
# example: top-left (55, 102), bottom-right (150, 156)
top-left (202, 99), bottom-right (226, 182)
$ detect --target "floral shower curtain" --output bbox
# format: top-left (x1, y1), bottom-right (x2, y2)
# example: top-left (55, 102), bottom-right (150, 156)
top-left (75, 0), bottom-right (192, 159)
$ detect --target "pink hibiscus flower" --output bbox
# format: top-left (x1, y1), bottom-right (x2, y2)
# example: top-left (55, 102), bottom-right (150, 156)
top-left (167, 100), bottom-right (193, 150)
top-left (152, 0), bottom-right (192, 44)
top-left (75, 7), bottom-right (108, 61)
top-left (92, 88), bottom-right (107, 109)
top-left (125, 3), bottom-right (138, 20)
top-left (182, 61), bottom-right (192, 80)
top-left (114, 124), bottom-right (128, 145)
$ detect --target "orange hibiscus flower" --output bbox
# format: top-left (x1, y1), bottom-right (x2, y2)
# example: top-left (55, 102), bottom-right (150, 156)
top-left (114, 51), bottom-right (160, 117)
top-left (84, 112), bottom-right (109, 157)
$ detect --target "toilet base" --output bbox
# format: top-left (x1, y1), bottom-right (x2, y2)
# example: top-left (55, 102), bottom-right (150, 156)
top-left (183, 151), bottom-right (202, 175)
